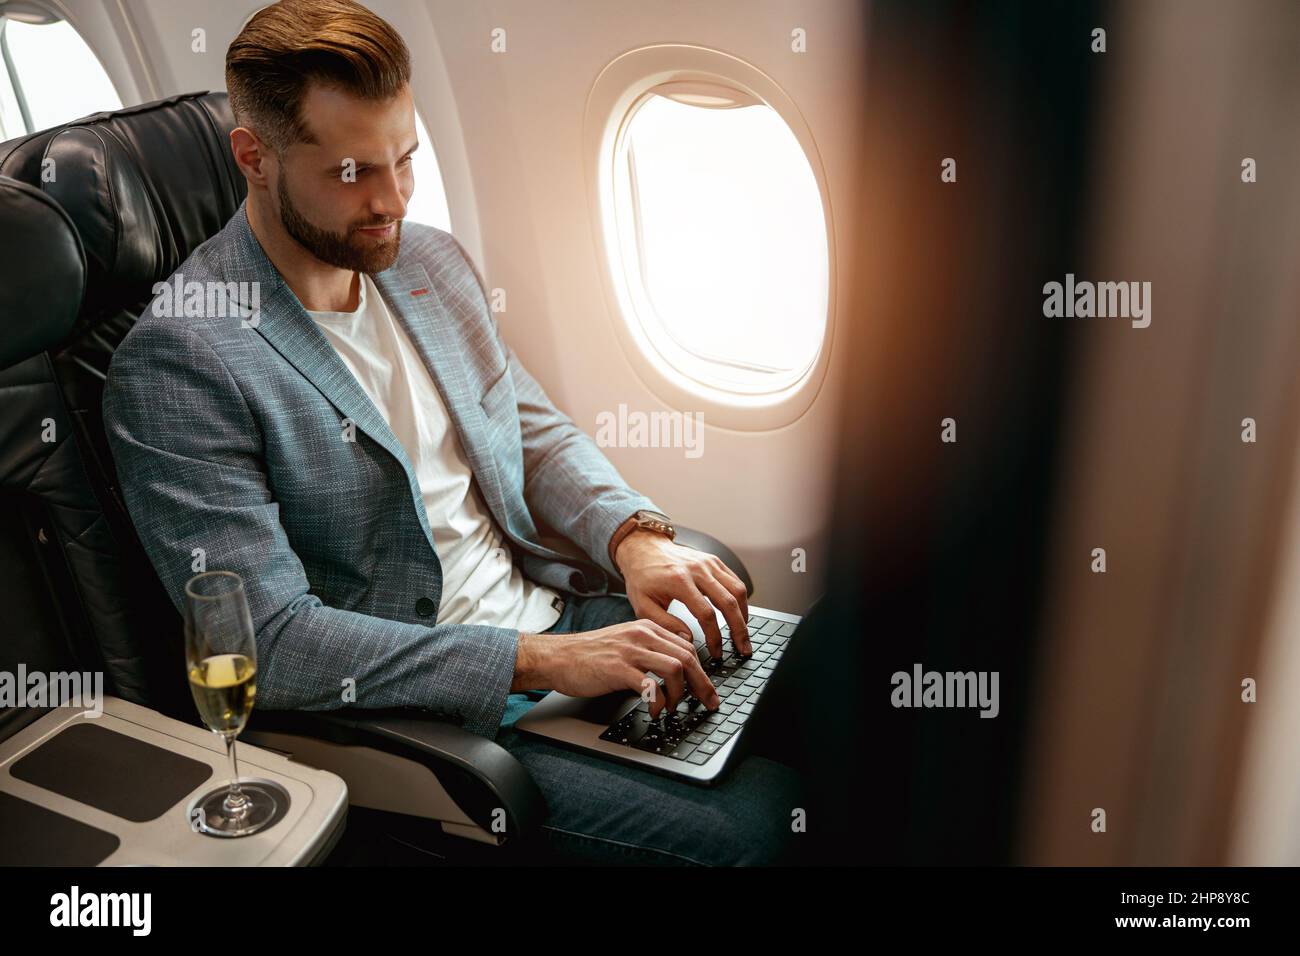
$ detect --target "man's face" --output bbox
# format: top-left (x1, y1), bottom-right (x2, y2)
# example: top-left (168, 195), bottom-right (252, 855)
top-left (271, 82), bottom-right (417, 274)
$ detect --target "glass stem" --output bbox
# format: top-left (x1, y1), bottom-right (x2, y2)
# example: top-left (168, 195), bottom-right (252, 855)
top-left (223, 734), bottom-right (249, 815)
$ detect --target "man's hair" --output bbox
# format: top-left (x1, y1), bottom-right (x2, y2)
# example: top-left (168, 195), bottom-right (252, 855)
top-left (225, 0), bottom-right (411, 153)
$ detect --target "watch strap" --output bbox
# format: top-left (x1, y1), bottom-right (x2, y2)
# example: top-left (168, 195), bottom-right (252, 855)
top-left (608, 510), bottom-right (674, 574)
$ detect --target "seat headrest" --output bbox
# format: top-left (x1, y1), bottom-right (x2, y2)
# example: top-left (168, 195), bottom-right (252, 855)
top-left (0, 92), bottom-right (246, 323)
top-left (0, 175), bottom-right (85, 368)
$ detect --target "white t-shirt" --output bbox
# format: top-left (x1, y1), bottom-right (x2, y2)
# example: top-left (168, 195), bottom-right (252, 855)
top-left (305, 272), bottom-right (562, 633)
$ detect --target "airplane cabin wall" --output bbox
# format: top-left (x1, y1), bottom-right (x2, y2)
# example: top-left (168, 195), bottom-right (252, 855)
top-left (72, 0), bottom-right (867, 612)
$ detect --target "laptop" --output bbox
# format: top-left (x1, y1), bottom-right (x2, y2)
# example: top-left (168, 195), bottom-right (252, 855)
top-left (514, 598), bottom-right (802, 783)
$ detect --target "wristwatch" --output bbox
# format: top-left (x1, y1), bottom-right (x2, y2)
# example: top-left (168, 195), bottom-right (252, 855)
top-left (609, 509), bottom-right (676, 573)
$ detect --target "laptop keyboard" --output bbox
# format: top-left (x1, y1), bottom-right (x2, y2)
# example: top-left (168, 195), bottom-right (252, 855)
top-left (598, 612), bottom-right (795, 765)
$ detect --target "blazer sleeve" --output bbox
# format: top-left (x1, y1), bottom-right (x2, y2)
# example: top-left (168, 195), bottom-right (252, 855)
top-left (449, 236), bottom-right (662, 579)
top-left (101, 318), bottom-right (519, 737)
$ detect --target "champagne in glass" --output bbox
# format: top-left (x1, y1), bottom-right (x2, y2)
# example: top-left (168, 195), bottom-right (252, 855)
top-left (188, 652), bottom-right (256, 735)
top-left (184, 571), bottom-right (278, 837)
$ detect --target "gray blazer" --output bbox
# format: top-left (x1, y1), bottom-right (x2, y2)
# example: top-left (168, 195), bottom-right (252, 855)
top-left (102, 203), bottom-right (658, 736)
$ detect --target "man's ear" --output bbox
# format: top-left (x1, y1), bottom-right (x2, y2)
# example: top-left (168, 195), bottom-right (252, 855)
top-left (230, 127), bottom-right (272, 187)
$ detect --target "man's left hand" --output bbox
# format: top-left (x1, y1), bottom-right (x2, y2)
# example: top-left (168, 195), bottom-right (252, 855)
top-left (615, 531), bottom-right (751, 659)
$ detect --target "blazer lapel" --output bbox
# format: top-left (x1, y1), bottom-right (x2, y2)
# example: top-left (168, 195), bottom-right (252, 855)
top-left (372, 262), bottom-right (513, 535)
top-left (221, 207), bottom-right (439, 553)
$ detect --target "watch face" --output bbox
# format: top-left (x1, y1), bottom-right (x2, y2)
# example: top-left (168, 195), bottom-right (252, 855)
top-left (636, 511), bottom-right (674, 534)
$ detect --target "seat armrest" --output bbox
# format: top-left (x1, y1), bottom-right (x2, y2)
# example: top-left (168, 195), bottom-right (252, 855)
top-left (670, 525), bottom-right (753, 597)
top-left (244, 707), bottom-right (545, 843)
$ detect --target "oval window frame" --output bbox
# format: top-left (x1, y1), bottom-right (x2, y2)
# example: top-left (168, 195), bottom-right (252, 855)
top-left (583, 44), bottom-right (837, 431)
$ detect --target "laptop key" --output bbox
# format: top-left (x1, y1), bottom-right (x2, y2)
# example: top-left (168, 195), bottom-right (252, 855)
top-left (601, 718), bottom-right (646, 745)
top-left (687, 752), bottom-right (710, 765)
top-left (639, 720), bottom-right (681, 749)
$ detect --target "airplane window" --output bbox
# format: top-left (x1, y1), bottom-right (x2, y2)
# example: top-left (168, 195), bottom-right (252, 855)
top-left (405, 108), bottom-right (452, 232)
top-left (0, 45), bottom-right (21, 141)
top-left (0, 15), bottom-right (121, 136)
top-left (612, 87), bottom-right (830, 395)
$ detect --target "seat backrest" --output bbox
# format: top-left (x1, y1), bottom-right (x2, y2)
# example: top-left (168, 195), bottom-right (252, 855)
top-left (0, 174), bottom-right (101, 740)
top-left (0, 93), bottom-right (247, 729)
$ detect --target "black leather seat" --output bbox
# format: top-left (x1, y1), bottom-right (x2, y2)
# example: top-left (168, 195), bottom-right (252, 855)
top-left (0, 91), bottom-right (753, 861)
top-left (0, 94), bottom-right (252, 727)
top-left (0, 175), bottom-right (108, 746)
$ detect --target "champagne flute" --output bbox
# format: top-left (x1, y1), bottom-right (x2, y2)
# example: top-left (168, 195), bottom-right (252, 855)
top-left (184, 570), bottom-right (278, 837)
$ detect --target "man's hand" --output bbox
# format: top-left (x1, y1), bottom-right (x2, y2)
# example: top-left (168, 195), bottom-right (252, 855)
top-left (615, 532), bottom-right (752, 660)
top-left (513, 620), bottom-right (722, 717)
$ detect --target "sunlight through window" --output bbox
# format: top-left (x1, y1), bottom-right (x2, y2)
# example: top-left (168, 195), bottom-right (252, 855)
top-left (405, 109), bottom-right (451, 232)
top-left (613, 89), bottom-right (829, 395)
top-left (0, 19), bottom-right (121, 135)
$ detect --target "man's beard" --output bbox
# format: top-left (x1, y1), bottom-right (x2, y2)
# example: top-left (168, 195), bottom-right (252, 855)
top-left (276, 173), bottom-right (402, 274)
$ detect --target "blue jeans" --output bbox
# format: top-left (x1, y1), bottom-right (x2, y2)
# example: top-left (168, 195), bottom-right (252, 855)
top-left (494, 593), bottom-right (804, 866)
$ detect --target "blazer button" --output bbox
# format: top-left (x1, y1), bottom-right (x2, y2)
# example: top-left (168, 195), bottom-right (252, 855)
top-left (415, 597), bottom-right (436, 618)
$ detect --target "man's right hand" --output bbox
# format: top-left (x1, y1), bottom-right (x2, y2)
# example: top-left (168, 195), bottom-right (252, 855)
top-left (512, 620), bottom-right (722, 717)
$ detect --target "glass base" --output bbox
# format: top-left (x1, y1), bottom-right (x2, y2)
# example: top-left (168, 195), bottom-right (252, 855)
top-left (192, 781), bottom-right (280, 837)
